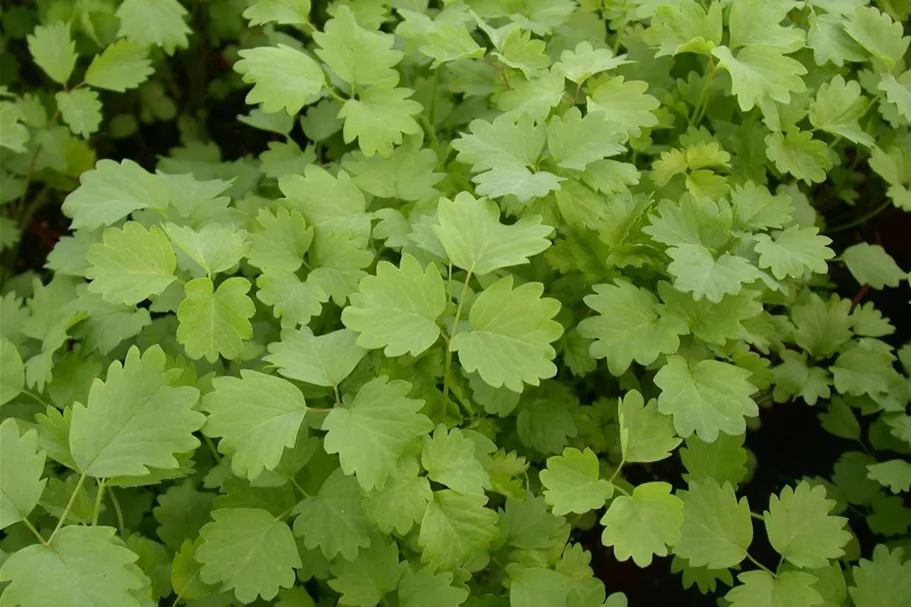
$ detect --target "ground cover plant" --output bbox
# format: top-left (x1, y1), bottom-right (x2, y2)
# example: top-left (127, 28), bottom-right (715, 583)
top-left (1, 0), bottom-right (911, 605)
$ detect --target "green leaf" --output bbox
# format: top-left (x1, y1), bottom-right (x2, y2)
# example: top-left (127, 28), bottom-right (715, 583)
top-left (328, 539), bottom-right (402, 607)
top-left (398, 566), bottom-right (469, 607)
top-left (728, 0), bottom-right (805, 51)
top-left (27, 22), bottom-right (77, 85)
top-left (667, 244), bottom-right (761, 303)
top-left (655, 356), bottom-right (759, 441)
top-left (844, 6), bottom-right (910, 70)
top-left (294, 468), bottom-right (371, 561)
top-left (197, 508), bottom-right (301, 603)
top-left (658, 283), bottom-right (761, 346)
top-left (342, 146), bottom-right (444, 202)
top-left (764, 482), bottom-right (851, 568)
top-left (257, 270), bottom-right (327, 328)
top-left (0, 338), bottom-right (25, 406)
top-left (450, 276), bottom-right (563, 392)
top-left (578, 279), bottom-right (688, 376)
top-left (56, 89), bottom-right (102, 138)
top-left (674, 479), bottom-right (753, 569)
top-left (153, 481), bottom-right (215, 550)
top-left (418, 490), bottom-right (498, 571)
top-left (556, 41), bottom-right (628, 83)
top-left (63, 159), bottom-right (169, 231)
top-left (507, 566), bottom-right (572, 607)
top-left (433, 192), bottom-right (552, 276)
top-left (246, 206), bottom-right (313, 272)
top-left (420, 23), bottom-right (485, 68)
top-left (422, 425), bottom-right (491, 496)
top-left (116, 0), bottom-right (191, 54)
top-left (879, 72), bottom-right (911, 123)
top-left (69, 346), bottom-right (203, 478)
top-left (235, 45), bottom-right (325, 115)
top-left (176, 277), bottom-right (255, 362)
top-left (711, 45), bottom-right (807, 112)
top-left (266, 327), bottom-right (365, 387)
top-left (842, 243), bottom-right (906, 289)
top-left (314, 6), bottom-right (402, 88)
top-left (540, 447), bottom-right (613, 515)
top-left (765, 130), bottom-right (834, 184)
top-left (867, 460), bottom-right (911, 493)
top-left (643, 1), bottom-right (723, 57)
top-left (244, 0), bottom-right (311, 26)
top-left (201, 371), bottom-right (308, 480)
top-left (342, 255), bottom-right (447, 356)
top-left (323, 377), bottom-right (432, 491)
top-left (0, 419), bottom-right (46, 530)
top-left (753, 226), bottom-right (834, 279)
top-left (807, 13), bottom-right (866, 67)
top-left (547, 107), bottom-right (626, 171)
top-left (726, 571), bottom-right (824, 607)
top-left (165, 223), bottom-right (249, 276)
top-left (365, 458), bottom-right (433, 536)
top-left (0, 526), bottom-right (143, 607)
top-left (85, 40), bottom-right (154, 91)
top-left (849, 545), bottom-right (911, 607)
top-left (279, 165), bottom-right (368, 237)
top-left (680, 433), bottom-right (749, 486)
top-left (819, 399), bottom-right (861, 440)
top-left (791, 293), bottom-right (853, 358)
top-left (338, 86), bottom-right (423, 158)
top-left (587, 76), bottom-right (660, 138)
top-left (600, 482), bottom-right (684, 567)
top-left (85, 222), bottom-right (177, 305)
top-left (619, 390), bottom-right (681, 463)
top-left (809, 75), bottom-right (875, 147)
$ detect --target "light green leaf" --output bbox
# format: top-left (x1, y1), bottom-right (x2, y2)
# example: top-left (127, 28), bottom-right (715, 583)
top-left (257, 270), bottom-right (327, 328)
top-left (176, 277), bottom-right (255, 362)
top-left (165, 223), bottom-right (249, 276)
top-left (667, 244), bottom-right (761, 303)
top-left (201, 370), bottom-right (308, 480)
top-left (235, 45), bottom-right (325, 115)
top-left (507, 566), bottom-right (572, 607)
top-left (0, 526), bottom-right (143, 607)
top-left (450, 276), bottom-right (563, 392)
top-left (328, 540), bottom-right (402, 607)
top-left (844, 6), bottom-right (910, 70)
top-left (681, 433), bottom-right (749, 486)
top-left (197, 508), bottom-right (301, 603)
top-left (342, 146), bottom-right (444, 202)
top-left (643, 1), bottom-right (723, 57)
top-left (432, 192), bottom-right (552, 276)
top-left (807, 13), bottom-right (866, 67)
top-left (546, 107), bottom-right (625, 171)
top-left (578, 279), bottom-right (688, 376)
top-left (279, 165), bottom-right (368, 237)
top-left (867, 460), bottom-right (911, 493)
top-left (726, 571), bottom-right (824, 607)
top-left (0, 338), bottom-right (25, 406)
top-left (556, 41), bottom-right (628, 83)
top-left (849, 544), bottom-right (911, 607)
top-left (116, 0), bottom-right (191, 54)
top-left (764, 482), bottom-right (851, 568)
top-left (655, 355), bottom-right (758, 441)
top-left (398, 566), bottom-right (469, 607)
top-left (587, 76), bottom-right (660, 138)
top-left (69, 346), bottom-right (203, 478)
top-left (421, 23), bottom-right (484, 67)
top-left (338, 86), bottom-right (422, 158)
top-left (85, 40), bottom-right (154, 91)
top-left (293, 468), bottom-right (371, 561)
top-left (842, 243), bottom-right (906, 289)
top-left (266, 327), bottom-right (365, 387)
top-left (809, 75), bottom-right (875, 146)
top-left (342, 255), bottom-right (446, 357)
top-left (56, 89), bottom-right (102, 138)
top-left (0, 419), bottom-right (46, 530)
top-left (540, 447), bottom-right (613, 515)
top-left (323, 377), bottom-right (432, 491)
top-left (244, 0), bottom-right (311, 26)
top-left (422, 425), bottom-right (491, 496)
top-left (246, 206), bottom-right (313, 272)
top-left (712, 45), bottom-right (807, 112)
top-left (753, 226), bottom-right (834, 279)
top-left (63, 159), bottom-right (169, 231)
top-left (27, 22), bottom-right (77, 85)
top-left (879, 72), bottom-right (911, 122)
top-left (365, 458), bottom-right (433, 536)
top-left (418, 490), bottom-right (499, 571)
top-left (658, 282), bottom-right (761, 346)
top-left (765, 130), bottom-right (833, 184)
top-left (313, 6), bottom-right (401, 88)
top-left (674, 479), bottom-right (753, 569)
top-left (619, 390), bottom-right (681, 463)
top-left (85, 222), bottom-right (177, 305)
top-left (600, 482), bottom-right (684, 567)
top-left (728, 0), bottom-right (805, 51)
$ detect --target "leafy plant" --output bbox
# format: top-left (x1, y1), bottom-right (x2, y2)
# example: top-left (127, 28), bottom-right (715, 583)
top-left (1, 1), bottom-right (911, 606)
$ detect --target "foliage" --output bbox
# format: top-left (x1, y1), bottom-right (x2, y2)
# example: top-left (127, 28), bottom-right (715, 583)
top-left (1, 1), bottom-right (911, 606)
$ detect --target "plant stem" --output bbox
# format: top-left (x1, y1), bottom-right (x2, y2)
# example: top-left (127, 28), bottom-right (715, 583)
top-left (21, 390), bottom-right (51, 408)
top-left (50, 472), bottom-right (87, 542)
top-left (91, 478), bottom-right (107, 526)
top-left (750, 512), bottom-right (764, 521)
top-left (608, 458), bottom-right (625, 483)
top-left (21, 517), bottom-right (49, 547)
top-left (333, 383), bottom-right (342, 406)
top-left (690, 61), bottom-right (717, 126)
top-left (202, 434), bottom-right (221, 462)
top-left (441, 271), bottom-right (473, 410)
top-left (826, 200), bottom-right (892, 234)
top-left (108, 486), bottom-right (125, 535)
top-left (746, 552), bottom-right (775, 576)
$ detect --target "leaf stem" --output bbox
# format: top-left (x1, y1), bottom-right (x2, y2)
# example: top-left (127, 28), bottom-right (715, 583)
top-left (20, 390), bottom-right (52, 408)
top-left (690, 60), bottom-right (718, 126)
top-left (746, 552), bottom-right (775, 577)
top-left (441, 271), bottom-right (473, 410)
top-left (91, 478), bottom-right (107, 526)
top-left (750, 511), bottom-right (764, 521)
top-left (202, 434), bottom-right (221, 463)
top-left (826, 200), bottom-right (892, 235)
top-left (108, 486), bottom-right (125, 535)
top-left (333, 383), bottom-right (342, 407)
top-left (608, 458), bottom-right (625, 483)
top-left (21, 517), bottom-right (49, 547)
top-left (49, 472), bottom-right (87, 542)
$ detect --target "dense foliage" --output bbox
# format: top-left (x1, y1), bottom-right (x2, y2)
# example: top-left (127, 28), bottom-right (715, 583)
top-left (1, 0), bottom-right (911, 605)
